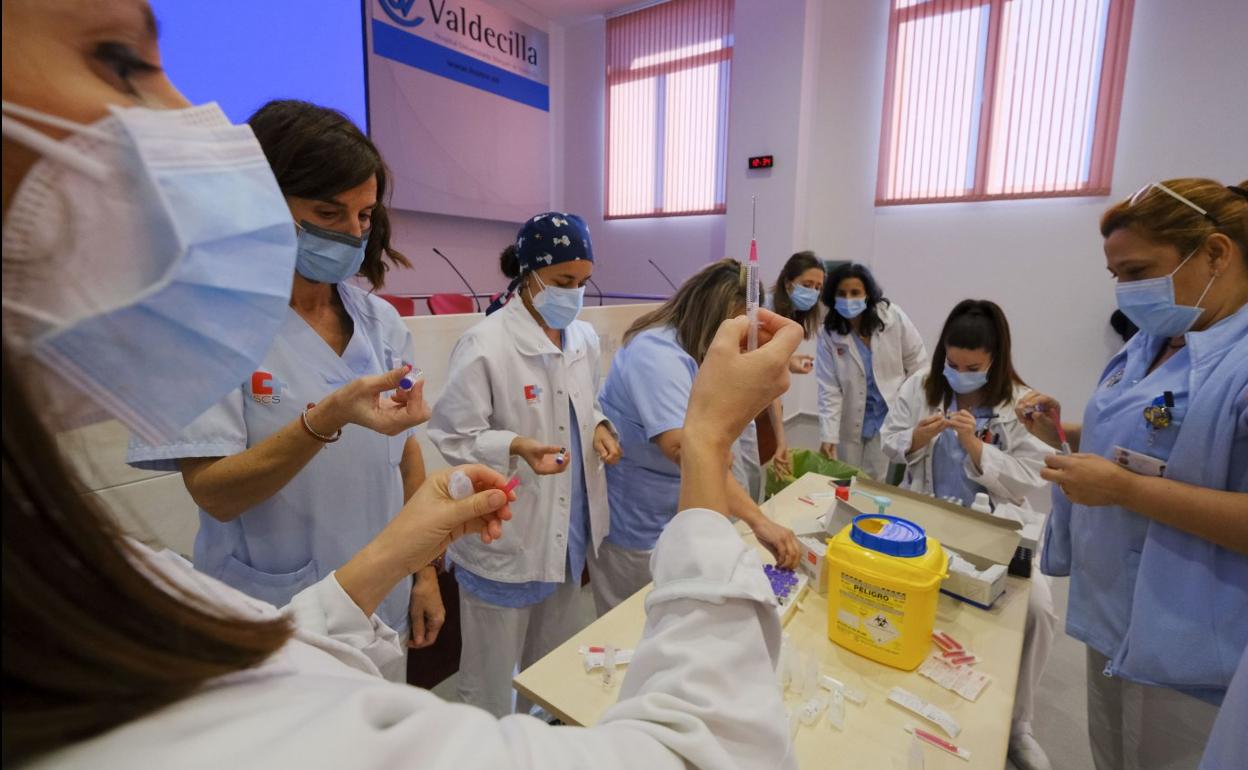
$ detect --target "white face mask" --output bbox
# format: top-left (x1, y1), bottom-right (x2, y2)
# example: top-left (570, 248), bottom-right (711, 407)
top-left (2, 100), bottom-right (297, 442)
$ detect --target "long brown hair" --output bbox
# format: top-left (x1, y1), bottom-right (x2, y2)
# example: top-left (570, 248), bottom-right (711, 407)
top-left (771, 251), bottom-right (824, 339)
top-left (1101, 178), bottom-right (1248, 262)
top-left (923, 299), bottom-right (1025, 410)
top-left (1, 351), bottom-right (292, 764)
top-left (248, 100), bottom-right (411, 290)
top-left (625, 258), bottom-right (748, 364)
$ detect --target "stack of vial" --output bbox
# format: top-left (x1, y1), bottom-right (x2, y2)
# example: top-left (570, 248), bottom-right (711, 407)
top-left (765, 564), bottom-right (800, 603)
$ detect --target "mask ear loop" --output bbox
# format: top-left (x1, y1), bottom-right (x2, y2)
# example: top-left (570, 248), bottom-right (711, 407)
top-left (1, 106), bottom-right (114, 182)
top-left (1188, 260), bottom-right (1219, 312)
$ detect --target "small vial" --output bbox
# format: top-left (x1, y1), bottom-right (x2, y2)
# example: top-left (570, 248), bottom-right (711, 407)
top-left (785, 642), bottom-right (803, 694)
top-left (776, 635), bottom-right (793, 691)
top-left (602, 645), bottom-right (617, 688)
top-left (801, 652), bottom-right (820, 700)
top-left (799, 694), bottom-right (829, 727)
top-left (448, 470), bottom-right (474, 501)
top-left (826, 690), bottom-right (846, 731)
top-left (398, 365), bottom-right (422, 391)
top-left (555, 447), bottom-right (568, 466)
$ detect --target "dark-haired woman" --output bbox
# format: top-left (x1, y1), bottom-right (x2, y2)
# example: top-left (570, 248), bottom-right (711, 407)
top-left (428, 212), bottom-right (622, 717)
top-left (127, 100), bottom-right (436, 678)
top-left (815, 262), bottom-right (926, 479)
top-left (880, 299), bottom-right (1057, 770)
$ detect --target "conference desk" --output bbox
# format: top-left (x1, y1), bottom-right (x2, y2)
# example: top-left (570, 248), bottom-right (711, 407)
top-left (514, 472), bottom-right (1033, 768)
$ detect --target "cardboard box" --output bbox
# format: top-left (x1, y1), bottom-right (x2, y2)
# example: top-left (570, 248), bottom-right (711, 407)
top-left (821, 477), bottom-right (1025, 608)
top-left (845, 477), bottom-right (1023, 570)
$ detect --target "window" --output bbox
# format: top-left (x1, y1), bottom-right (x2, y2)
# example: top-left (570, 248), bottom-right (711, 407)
top-left (605, 0), bottom-right (733, 219)
top-left (876, 0), bottom-right (1134, 205)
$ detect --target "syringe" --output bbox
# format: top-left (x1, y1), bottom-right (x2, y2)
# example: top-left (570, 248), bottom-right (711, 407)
top-left (746, 195), bottom-right (760, 351)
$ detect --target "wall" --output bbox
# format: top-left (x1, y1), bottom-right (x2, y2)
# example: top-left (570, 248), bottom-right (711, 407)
top-left (555, 15), bottom-right (728, 298)
top-left (801, 0), bottom-right (1248, 420)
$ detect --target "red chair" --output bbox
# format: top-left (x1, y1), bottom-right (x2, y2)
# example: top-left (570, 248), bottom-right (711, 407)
top-left (378, 294), bottom-right (416, 317)
top-left (427, 293), bottom-right (476, 315)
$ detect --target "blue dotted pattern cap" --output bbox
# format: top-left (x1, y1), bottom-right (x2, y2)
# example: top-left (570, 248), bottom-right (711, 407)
top-left (515, 212), bottom-right (594, 272)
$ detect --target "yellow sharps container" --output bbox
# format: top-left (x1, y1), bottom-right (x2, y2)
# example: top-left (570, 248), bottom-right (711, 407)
top-left (826, 513), bottom-right (947, 671)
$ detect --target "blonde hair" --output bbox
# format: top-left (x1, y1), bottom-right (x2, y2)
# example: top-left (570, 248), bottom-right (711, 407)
top-left (625, 258), bottom-right (748, 364)
top-left (1101, 178), bottom-right (1248, 261)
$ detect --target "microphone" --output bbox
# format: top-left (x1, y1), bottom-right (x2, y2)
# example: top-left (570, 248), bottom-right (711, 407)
top-left (431, 247), bottom-right (482, 313)
top-left (647, 259), bottom-right (679, 292)
top-left (588, 277), bottom-right (605, 306)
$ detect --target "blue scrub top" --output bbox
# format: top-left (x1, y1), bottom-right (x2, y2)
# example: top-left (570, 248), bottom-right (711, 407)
top-left (456, 403), bottom-right (591, 608)
top-left (1064, 342), bottom-right (1193, 663)
top-left (1044, 303), bottom-right (1248, 698)
top-left (853, 335), bottom-right (889, 439)
top-left (930, 398), bottom-right (994, 507)
top-left (599, 326), bottom-right (697, 551)
top-left (127, 282), bottom-right (415, 633)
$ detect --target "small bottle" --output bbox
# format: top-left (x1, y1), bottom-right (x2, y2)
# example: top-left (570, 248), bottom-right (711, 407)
top-left (971, 492), bottom-right (992, 514)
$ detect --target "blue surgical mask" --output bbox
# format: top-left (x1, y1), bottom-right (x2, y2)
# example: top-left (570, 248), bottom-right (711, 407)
top-left (1, 101), bottom-right (296, 443)
top-left (943, 363), bottom-right (989, 394)
top-left (1114, 248), bottom-right (1216, 337)
top-left (835, 297), bottom-right (867, 319)
top-left (295, 221), bottom-right (369, 284)
top-left (530, 272), bottom-right (585, 329)
top-left (790, 284), bottom-right (820, 311)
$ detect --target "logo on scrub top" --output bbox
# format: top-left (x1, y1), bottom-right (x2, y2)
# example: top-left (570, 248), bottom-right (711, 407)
top-left (524, 384), bottom-right (542, 405)
top-left (379, 0), bottom-right (425, 27)
top-left (250, 371), bottom-right (287, 405)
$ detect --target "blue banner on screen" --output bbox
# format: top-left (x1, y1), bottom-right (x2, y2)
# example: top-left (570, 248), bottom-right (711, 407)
top-left (372, 20), bottom-right (548, 111)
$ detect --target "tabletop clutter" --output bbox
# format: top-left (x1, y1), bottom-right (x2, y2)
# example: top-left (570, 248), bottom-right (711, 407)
top-left (565, 474), bottom-right (1029, 767)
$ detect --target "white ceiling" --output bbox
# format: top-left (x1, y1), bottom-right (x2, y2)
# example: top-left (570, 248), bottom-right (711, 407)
top-left (519, 0), bottom-right (643, 21)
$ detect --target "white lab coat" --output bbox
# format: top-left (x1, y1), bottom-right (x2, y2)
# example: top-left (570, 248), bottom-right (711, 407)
top-left (32, 511), bottom-right (794, 770)
top-left (427, 298), bottom-right (612, 584)
top-left (879, 372), bottom-right (1052, 510)
top-left (879, 371), bottom-right (1057, 738)
top-left (815, 302), bottom-right (927, 468)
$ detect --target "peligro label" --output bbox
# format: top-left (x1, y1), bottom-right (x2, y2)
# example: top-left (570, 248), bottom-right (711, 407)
top-left (835, 572), bottom-right (908, 655)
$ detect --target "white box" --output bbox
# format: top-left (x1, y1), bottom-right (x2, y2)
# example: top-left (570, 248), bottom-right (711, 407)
top-left (797, 534), bottom-right (829, 594)
top-left (942, 558), bottom-right (1008, 609)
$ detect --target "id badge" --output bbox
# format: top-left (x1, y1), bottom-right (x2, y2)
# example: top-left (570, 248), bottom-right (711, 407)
top-left (1112, 445), bottom-right (1167, 477)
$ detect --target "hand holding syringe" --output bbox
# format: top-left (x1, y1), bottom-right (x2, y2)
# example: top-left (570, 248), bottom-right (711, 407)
top-left (1016, 392), bottom-right (1072, 454)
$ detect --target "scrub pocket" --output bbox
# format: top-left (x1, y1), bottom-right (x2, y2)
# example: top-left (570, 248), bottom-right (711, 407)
top-left (221, 555), bottom-right (318, 608)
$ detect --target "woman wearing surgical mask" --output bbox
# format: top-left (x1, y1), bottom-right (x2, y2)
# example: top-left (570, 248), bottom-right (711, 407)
top-left (759, 251), bottom-right (825, 478)
top-left (124, 99), bottom-right (441, 675)
top-left (1017, 179), bottom-right (1248, 770)
top-left (2, 3), bottom-right (799, 767)
top-left (427, 213), bottom-right (623, 717)
top-left (594, 259), bottom-right (802, 615)
top-left (880, 300), bottom-right (1058, 770)
top-left (816, 262), bottom-right (926, 479)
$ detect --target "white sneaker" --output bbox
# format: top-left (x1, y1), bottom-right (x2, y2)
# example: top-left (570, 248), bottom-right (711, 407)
top-left (1008, 733), bottom-right (1053, 770)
